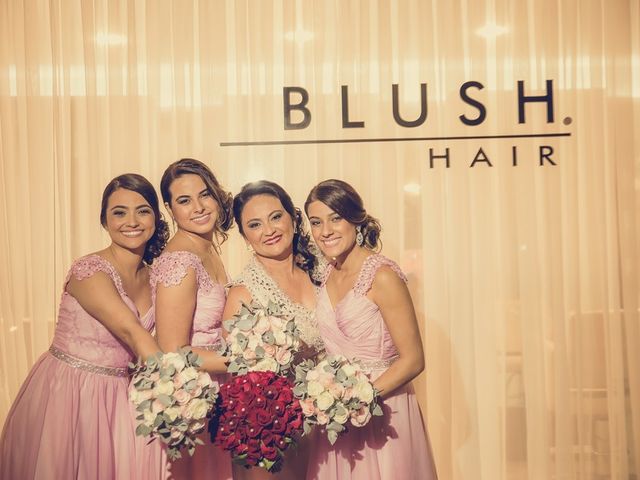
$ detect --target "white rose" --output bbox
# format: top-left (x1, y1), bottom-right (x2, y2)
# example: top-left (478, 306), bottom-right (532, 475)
top-left (273, 330), bottom-right (287, 346)
top-left (143, 409), bottom-right (157, 427)
top-left (185, 398), bottom-right (210, 420)
top-left (177, 367), bottom-right (199, 386)
top-left (353, 381), bottom-right (375, 404)
top-left (230, 342), bottom-right (243, 355)
top-left (315, 391), bottom-right (335, 411)
top-left (341, 363), bottom-right (357, 377)
top-left (164, 406), bottom-right (181, 423)
top-left (251, 357), bottom-right (279, 372)
top-left (254, 317), bottom-right (271, 335)
top-left (307, 381), bottom-right (325, 397)
top-left (306, 370), bottom-right (320, 382)
top-left (333, 406), bottom-right (349, 424)
top-left (165, 352), bottom-right (186, 371)
top-left (268, 316), bottom-right (285, 330)
top-left (154, 379), bottom-right (175, 396)
top-left (189, 420), bottom-right (205, 433)
top-left (247, 336), bottom-right (260, 350)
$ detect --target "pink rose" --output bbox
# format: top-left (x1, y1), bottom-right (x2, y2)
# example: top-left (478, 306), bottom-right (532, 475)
top-left (328, 382), bottom-right (345, 399)
top-left (275, 347), bottom-right (292, 366)
top-left (342, 387), bottom-right (354, 402)
top-left (174, 388), bottom-right (191, 405)
top-left (243, 348), bottom-right (257, 361)
top-left (350, 406), bottom-right (372, 427)
top-left (151, 399), bottom-right (164, 414)
top-left (300, 398), bottom-right (315, 416)
top-left (316, 411), bottom-right (329, 425)
top-left (318, 372), bottom-right (334, 388)
top-left (262, 344), bottom-right (276, 357)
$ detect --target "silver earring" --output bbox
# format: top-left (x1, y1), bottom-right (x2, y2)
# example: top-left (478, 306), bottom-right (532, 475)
top-left (245, 243), bottom-right (254, 253)
top-left (356, 226), bottom-right (364, 247)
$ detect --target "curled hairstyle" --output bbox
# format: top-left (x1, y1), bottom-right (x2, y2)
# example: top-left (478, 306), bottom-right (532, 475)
top-left (233, 180), bottom-right (316, 275)
top-left (160, 158), bottom-right (234, 243)
top-left (305, 179), bottom-right (382, 251)
top-left (100, 173), bottom-right (169, 264)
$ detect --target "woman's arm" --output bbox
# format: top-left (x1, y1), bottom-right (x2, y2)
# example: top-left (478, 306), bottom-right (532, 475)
top-left (155, 269), bottom-right (227, 373)
top-left (67, 273), bottom-right (159, 360)
top-left (221, 284), bottom-right (253, 323)
top-left (368, 266), bottom-right (425, 398)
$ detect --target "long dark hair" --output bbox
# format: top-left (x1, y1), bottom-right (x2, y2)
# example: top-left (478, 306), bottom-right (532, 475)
top-left (233, 180), bottom-right (316, 275)
top-left (305, 179), bottom-right (382, 251)
top-left (160, 158), bottom-right (234, 243)
top-left (100, 173), bottom-right (169, 264)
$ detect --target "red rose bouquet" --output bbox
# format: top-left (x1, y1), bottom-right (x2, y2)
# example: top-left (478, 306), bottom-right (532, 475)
top-left (211, 370), bottom-right (303, 472)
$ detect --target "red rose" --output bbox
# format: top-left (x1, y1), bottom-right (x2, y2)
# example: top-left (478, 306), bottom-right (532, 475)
top-left (277, 389), bottom-right (293, 403)
top-left (256, 409), bottom-right (272, 427)
top-left (247, 424), bottom-right (263, 438)
top-left (273, 401), bottom-right (288, 417)
top-left (260, 443), bottom-right (279, 461)
top-left (288, 413), bottom-right (303, 430)
top-left (271, 417), bottom-right (287, 433)
top-left (238, 389), bottom-right (256, 405)
top-left (261, 430), bottom-right (275, 447)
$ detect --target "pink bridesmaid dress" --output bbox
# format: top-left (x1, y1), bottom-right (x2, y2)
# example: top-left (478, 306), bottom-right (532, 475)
top-left (0, 254), bottom-right (166, 480)
top-left (306, 254), bottom-right (438, 480)
top-left (151, 251), bottom-right (232, 480)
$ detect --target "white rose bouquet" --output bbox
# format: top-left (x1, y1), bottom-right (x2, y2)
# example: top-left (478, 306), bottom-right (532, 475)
top-left (292, 355), bottom-right (383, 445)
top-left (221, 301), bottom-right (301, 376)
top-left (129, 347), bottom-right (219, 459)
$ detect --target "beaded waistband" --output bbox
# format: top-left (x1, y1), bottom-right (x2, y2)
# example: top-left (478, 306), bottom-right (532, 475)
top-left (49, 346), bottom-right (129, 378)
top-left (192, 338), bottom-right (225, 352)
top-left (356, 356), bottom-right (398, 372)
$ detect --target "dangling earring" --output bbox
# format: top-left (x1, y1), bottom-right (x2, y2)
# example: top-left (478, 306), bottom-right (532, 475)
top-left (246, 243), bottom-right (254, 253)
top-left (356, 226), bottom-right (364, 247)
top-left (293, 223), bottom-right (298, 234)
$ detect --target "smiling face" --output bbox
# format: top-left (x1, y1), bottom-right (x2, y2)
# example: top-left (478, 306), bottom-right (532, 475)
top-left (104, 188), bottom-right (156, 251)
top-left (306, 200), bottom-right (358, 259)
top-left (166, 174), bottom-right (219, 238)
top-left (240, 194), bottom-right (295, 260)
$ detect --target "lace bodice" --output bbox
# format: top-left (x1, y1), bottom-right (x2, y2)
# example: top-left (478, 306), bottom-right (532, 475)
top-left (322, 253), bottom-right (407, 294)
top-left (52, 254), bottom-right (154, 368)
top-left (315, 254), bottom-right (407, 375)
top-left (151, 251), bottom-right (226, 348)
top-left (231, 256), bottom-right (324, 351)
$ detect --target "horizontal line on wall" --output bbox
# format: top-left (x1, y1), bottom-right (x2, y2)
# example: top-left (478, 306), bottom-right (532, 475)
top-left (220, 132), bottom-right (572, 147)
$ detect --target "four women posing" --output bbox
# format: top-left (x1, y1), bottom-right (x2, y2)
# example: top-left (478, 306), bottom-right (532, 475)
top-left (0, 159), bottom-right (437, 480)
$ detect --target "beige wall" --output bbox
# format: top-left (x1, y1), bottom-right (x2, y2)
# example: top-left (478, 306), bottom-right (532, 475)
top-left (1, 1), bottom-right (639, 478)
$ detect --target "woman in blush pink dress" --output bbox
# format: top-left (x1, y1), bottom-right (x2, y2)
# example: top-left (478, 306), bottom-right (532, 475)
top-left (0, 173), bottom-right (169, 480)
top-left (304, 179), bottom-right (438, 480)
top-left (153, 158), bottom-right (233, 480)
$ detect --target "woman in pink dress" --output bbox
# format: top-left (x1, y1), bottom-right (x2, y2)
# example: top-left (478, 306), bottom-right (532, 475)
top-left (0, 173), bottom-right (169, 479)
top-left (153, 158), bottom-right (233, 480)
top-left (304, 179), bottom-right (438, 480)
top-left (222, 180), bottom-right (325, 480)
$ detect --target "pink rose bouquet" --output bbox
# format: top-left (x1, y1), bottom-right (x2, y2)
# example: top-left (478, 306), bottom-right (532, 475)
top-left (221, 301), bottom-right (301, 376)
top-left (293, 355), bottom-right (383, 444)
top-left (129, 347), bottom-right (219, 459)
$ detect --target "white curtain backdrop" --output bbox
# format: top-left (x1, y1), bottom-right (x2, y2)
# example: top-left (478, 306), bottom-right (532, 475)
top-left (1, 1), bottom-right (639, 478)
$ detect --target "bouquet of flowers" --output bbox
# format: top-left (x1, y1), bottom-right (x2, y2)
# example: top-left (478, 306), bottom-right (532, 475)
top-left (221, 301), bottom-right (301, 376)
top-left (293, 355), bottom-right (383, 445)
top-left (211, 371), bottom-right (304, 472)
top-left (129, 347), bottom-right (219, 459)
